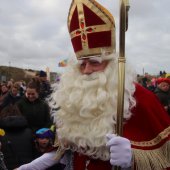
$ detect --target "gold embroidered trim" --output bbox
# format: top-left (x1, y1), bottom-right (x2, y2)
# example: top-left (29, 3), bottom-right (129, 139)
top-left (131, 126), bottom-right (170, 147)
top-left (132, 141), bottom-right (170, 170)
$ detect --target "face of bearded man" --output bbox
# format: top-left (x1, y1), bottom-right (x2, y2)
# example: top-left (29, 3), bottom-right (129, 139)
top-left (50, 57), bottom-right (136, 161)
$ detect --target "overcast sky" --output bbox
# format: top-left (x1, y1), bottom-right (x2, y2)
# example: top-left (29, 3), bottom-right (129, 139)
top-left (0, 0), bottom-right (170, 75)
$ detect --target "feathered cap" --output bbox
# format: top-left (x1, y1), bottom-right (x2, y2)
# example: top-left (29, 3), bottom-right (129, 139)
top-left (68, 0), bottom-right (116, 60)
top-left (35, 128), bottom-right (54, 139)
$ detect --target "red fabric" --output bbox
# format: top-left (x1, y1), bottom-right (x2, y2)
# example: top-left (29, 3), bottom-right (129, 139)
top-left (70, 6), bottom-right (79, 33)
top-left (123, 83), bottom-right (170, 150)
top-left (73, 152), bottom-right (111, 170)
top-left (83, 4), bottom-right (105, 27)
top-left (71, 36), bottom-right (82, 52)
top-left (88, 31), bottom-right (111, 48)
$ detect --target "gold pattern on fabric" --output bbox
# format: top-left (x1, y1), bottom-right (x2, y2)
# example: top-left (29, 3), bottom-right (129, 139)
top-left (132, 141), bottom-right (170, 170)
top-left (131, 126), bottom-right (170, 147)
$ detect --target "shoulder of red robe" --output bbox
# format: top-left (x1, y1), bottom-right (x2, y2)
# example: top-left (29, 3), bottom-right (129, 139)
top-left (124, 83), bottom-right (170, 170)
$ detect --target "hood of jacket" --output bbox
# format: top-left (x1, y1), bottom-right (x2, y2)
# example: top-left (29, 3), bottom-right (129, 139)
top-left (0, 115), bottom-right (28, 129)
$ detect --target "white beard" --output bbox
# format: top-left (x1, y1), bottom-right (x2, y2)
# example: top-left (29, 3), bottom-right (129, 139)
top-left (50, 57), bottom-right (136, 161)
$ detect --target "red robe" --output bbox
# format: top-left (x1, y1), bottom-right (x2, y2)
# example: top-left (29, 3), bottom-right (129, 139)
top-left (73, 84), bottom-right (170, 170)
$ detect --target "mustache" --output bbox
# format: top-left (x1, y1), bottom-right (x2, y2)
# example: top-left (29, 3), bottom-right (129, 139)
top-left (81, 72), bottom-right (99, 81)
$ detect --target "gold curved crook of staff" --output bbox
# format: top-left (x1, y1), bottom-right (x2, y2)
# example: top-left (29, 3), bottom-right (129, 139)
top-left (113, 0), bottom-right (130, 170)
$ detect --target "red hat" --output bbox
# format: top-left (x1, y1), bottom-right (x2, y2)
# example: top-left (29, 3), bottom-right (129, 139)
top-left (68, 0), bottom-right (116, 60)
top-left (156, 78), bottom-right (170, 85)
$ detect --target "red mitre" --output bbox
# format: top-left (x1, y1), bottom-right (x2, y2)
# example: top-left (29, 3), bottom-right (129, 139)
top-left (67, 0), bottom-right (116, 60)
top-left (123, 83), bottom-right (170, 169)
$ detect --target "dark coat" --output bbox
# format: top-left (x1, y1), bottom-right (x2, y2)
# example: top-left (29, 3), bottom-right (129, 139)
top-left (0, 92), bottom-right (21, 111)
top-left (154, 87), bottom-right (170, 114)
top-left (39, 81), bottom-right (52, 100)
top-left (0, 115), bottom-right (33, 170)
top-left (16, 97), bottom-right (52, 132)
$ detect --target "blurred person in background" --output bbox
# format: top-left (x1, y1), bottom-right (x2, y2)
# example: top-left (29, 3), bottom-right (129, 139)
top-left (38, 70), bottom-right (52, 101)
top-left (16, 81), bottom-right (27, 97)
top-left (0, 83), bottom-right (21, 112)
top-left (0, 105), bottom-right (33, 170)
top-left (7, 79), bottom-right (14, 90)
top-left (0, 84), bottom-right (9, 105)
top-left (154, 78), bottom-right (170, 115)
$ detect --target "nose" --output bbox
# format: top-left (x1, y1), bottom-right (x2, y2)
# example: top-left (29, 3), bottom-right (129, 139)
top-left (83, 63), bottom-right (93, 74)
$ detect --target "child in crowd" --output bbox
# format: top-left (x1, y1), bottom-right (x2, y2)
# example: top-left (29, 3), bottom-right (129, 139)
top-left (31, 128), bottom-right (65, 170)
top-left (34, 128), bottom-right (55, 158)
top-left (14, 127), bottom-right (65, 170)
top-left (154, 77), bottom-right (170, 115)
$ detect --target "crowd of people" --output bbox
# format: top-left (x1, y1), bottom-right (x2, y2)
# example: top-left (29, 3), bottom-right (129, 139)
top-left (139, 73), bottom-right (170, 116)
top-left (0, 70), bottom-right (64, 170)
top-left (1, 0), bottom-right (170, 170)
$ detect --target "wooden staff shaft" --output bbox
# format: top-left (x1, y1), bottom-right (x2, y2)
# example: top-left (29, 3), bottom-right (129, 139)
top-left (112, 0), bottom-right (130, 170)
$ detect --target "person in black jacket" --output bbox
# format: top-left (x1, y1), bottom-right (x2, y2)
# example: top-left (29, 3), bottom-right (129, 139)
top-left (154, 77), bottom-right (170, 115)
top-left (38, 70), bottom-right (52, 101)
top-left (0, 83), bottom-right (21, 112)
top-left (0, 105), bottom-right (34, 170)
top-left (16, 80), bottom-right (52, 133)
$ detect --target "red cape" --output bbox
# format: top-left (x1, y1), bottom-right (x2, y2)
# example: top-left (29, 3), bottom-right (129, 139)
top-left (124, 83), bottom-right (170, 169)
top-left (124, 83), bottom-right (170, 148)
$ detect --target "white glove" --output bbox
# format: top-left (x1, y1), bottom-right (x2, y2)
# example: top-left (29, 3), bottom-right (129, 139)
top-left (106, 134), bottom-right (132, 168)
top-left (16, 151), bottom-right (58, 170)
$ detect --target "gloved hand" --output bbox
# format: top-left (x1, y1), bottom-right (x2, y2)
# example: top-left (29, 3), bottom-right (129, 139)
top-left (106, 134), bottom-right (132, 168)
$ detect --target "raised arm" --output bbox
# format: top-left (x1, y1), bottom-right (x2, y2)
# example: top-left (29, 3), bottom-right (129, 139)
top-left (15, 151), bottom-right (58, 170)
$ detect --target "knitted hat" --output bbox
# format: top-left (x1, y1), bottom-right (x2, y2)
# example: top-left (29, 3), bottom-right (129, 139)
top-left (68, 0), bottom-right (116, 60)
top-left (156, 78), bottom-right (170, 85)
top-left (35, 128), bottom-right (54, 139)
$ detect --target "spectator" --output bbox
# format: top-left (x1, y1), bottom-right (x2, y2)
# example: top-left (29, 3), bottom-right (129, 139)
top-left (146, 80), bottom-right (155, 92)
top-left (0, 105), bottom-right (33, 170)
top-left (16, 80), bottom-right (52, 133)
top-left (33, 128), bottom-right (65, 170)
top-left (0, 84), bottom-right (9, 105)
top-left (141, 73), bottom-right (149, 88)
top-left (154, 78), bottom-right (170, 115)
top-left (151, 76), bottom-right (157, 89)
top-left (0, 83), bottom-right (21, 112)
top-left (39, 70), bottom-right (52, 100)
top-left (7, 80), bottom-right (14, 90)
top-left (17, 81), bottom-right (26, 97)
